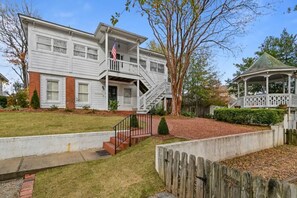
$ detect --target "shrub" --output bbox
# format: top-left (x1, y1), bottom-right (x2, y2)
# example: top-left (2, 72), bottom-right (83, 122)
top-left (15, 89), bottom-right (29, 108)
top-left (0, 96), bottom-right (7, 108)
top-left (49, 105), bottom-right (58, 111)
top-left (130, 114), bottom-right (139, 128)
top-left (181, 111), bottom-right (195, 118)
top-left (82, 105), bottom-right (90, 110)
top-left (30, 89), bottom-right (40, 109)
top-left (150, 104), bottom-right (166, 116)
top-left (214, 108), bottom-right (285, 126)
top-left (108, 100), bottom-right (119, 111)
top-left (158, 117), bottom-right (169, 135)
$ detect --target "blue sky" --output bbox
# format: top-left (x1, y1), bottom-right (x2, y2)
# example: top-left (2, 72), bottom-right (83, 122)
top-left (1, 0), bottom-right (297, 91)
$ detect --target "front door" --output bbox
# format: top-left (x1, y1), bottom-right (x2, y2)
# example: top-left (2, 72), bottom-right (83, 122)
top-left (108, 86), bottom-right (118, 102)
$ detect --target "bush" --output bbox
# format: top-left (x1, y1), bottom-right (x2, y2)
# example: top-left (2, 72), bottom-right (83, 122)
top-left (130, 114), bottom-right (139, 128)
top-left (214, 108), bottom-right (285, 126)
top-left (82, 105), bottom-right (90, 110)
top-left (150, 104), bottom-right (166, 116)
top-left (49, 105), bottom-right (58, 111)
top-left (0, 96), bottom-right (7, 108)
top-left (158, 117), bottom-right (169, 135)
top-left (30, 89), bottom-right (40, 109)
top-left (108, 100), bottom-right (119, 111)
top-left (7, 89), bottom-right (29, 108)
top-left (181, 111), bottom-right (195, 118)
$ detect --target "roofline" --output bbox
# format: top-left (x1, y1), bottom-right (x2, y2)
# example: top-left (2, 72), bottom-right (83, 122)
top-left (95, 22), bottom-right (147, 42)
top-left (0, 73), bottom-right (9, 82)
top-left (233, 68), bottom-right (297, 82)
top-left (18, 14), bottom-right (95, 38)
top-left (139, 47), bottom-right (165, 58)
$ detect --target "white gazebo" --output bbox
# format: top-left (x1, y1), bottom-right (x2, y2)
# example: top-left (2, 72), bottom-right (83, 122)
top-left (232, 53), bottom-right (297, 109)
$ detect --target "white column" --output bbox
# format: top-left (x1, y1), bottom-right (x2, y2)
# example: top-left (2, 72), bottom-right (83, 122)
top-left (136, 42), bottom-right (140, 110)
top-left (164, 98), bottom-right (167, 111)
top-left (244, 79), bottom-right (247, 97)
top-left (295, 76), bottom-right (297, 94)
top-left (237, 82), bottom-right (240, 98)
top-left (283, 77), bottom-right (286, 94)
top-left (288, 75), bottom-right (291, 94)
top-left (266, 75), bottom-right (269, 107)
top-left (105, 31), bottom-right (109, 110)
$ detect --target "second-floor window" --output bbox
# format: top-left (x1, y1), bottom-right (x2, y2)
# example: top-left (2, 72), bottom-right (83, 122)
top-left (74, 44), bottom-right (98, 60)
top-left (36, 35), bottom-right (67, 54)
top-left (150, 61), bottom-right (165, 73)
top-left (130, 57), bottom-right (147, 69)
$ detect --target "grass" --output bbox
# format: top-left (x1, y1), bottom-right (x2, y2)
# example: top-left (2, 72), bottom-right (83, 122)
top-left (0, 112), bottom-right (124, 137)
top-left (33, 137), bottom-right (183, 198)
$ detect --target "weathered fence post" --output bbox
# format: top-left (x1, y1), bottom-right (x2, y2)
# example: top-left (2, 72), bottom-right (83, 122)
top-left (220, 165), bottom-right (228, 197)
top-left (210, 162), bottom-right (221, 198)
top-left (172, 151), bottom-right (180, 196)
top-left (186, 155), bottom-right (196, 198)
top-left (158, 147), bottom-right (167, 182)
top-left (196, 157), bottom-right (205, 198)
top-left (166, 149), bottom-right (173, 192)
top-left (267, 178), bottom-right (282, 197)
top-left (179, 152), bottom-right (188, 198)
top-left (204, 159), bottom-right (211, 198)
top-left (253, 176), bottom-right (267, 197)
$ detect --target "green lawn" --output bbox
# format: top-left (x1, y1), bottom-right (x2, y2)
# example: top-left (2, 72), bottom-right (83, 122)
top-left (0, 112), bottom-right (124, 137)
top-left (33, 137), bottom-right (183, 198)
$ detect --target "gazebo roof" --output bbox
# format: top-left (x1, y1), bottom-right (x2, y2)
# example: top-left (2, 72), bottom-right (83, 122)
top-left (243, 52), bottom-right (295, 74)
top-left (0, 73), bottom-right (8, 82)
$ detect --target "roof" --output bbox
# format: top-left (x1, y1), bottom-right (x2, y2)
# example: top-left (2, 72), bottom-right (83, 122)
top-left (0, 73), bottom-right (8, 82)
top-left (243, 52), bottom-right (295, 74)
top-left (233, 53), bottom-right (297, 82)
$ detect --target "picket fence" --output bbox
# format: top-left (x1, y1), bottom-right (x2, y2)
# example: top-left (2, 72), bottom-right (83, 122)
top-left (157, 148), bottom-right (297, 198)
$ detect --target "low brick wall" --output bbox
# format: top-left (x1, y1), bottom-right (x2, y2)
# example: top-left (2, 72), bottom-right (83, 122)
top-left (156, 124), bottom-right (284, 173)
top-left (0, 131), bottom-right (114, 160)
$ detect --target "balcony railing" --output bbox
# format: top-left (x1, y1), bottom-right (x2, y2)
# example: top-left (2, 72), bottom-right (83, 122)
top-left (238, 94), bottom-right (297, 108)
top-left (107, 58), bottom-right (138, 75)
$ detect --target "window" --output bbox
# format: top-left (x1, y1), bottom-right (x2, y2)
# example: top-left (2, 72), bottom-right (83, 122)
top-left (74, 44), bottom-right (86, 58)
top-left (47, 80), bottom-right (59, 101)
top-left (87, 47), bottom-right (98, 60)
top-left (150, 61), bottom-right (165, 73)
top-left (150, 61), bottom-right (158, 72)
top-left (130, 57), bottom-right (147, 69)
top-left (53, 39), bottom-right (67, 54)
top-left (158, 63), bottom-right (164, 73)
top-left (78, 83), bottom-right (89, 102)
top-left (37, 35), bottom-right (51, 51)
top-left (124, 88), bottom-right (132, 104)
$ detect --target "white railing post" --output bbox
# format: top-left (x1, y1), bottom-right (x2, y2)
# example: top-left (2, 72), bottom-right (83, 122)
top-left (144, 96), bottom-right (147, 110)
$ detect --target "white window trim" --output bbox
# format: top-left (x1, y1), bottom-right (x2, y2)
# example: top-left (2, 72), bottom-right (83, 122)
top-left (75, 80), bottom-right (91, 106)
top-left (123, 88), bottom-right (132, 105)
top-left (45, 78), bottom-right (61, 103)
top-left (73, 43), bottom-right (98, 61)
top-left (149, 60), bottom-right (166, 74)
top-left (36, 34), bottom-right (67, 55)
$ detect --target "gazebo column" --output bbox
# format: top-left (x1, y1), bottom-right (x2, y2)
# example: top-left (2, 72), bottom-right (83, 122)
top-left (243, 79), bottom-right (247, 107)
top-left (266, 75), bottom-right (269, 106)
top-left (295, 76), bottom-right (297, 94)
top-left (288, 74), bottom-right (291, 107)
top-left (237, 82), bottom-right (240, 98)
top-left (283, 77), bottom-right (286, 94)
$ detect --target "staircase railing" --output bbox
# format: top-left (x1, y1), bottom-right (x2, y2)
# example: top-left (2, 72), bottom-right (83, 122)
top-left (139, 65), bottom-right (155, 88)
top-left (113, 114), bottom-right (153, 154)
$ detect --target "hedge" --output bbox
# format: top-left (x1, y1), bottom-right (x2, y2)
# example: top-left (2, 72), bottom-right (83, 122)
top-left (213, 108), bottom-right (285, 125)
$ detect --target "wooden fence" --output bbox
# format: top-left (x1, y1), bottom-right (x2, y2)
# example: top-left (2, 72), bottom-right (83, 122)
top-left (285, 129), bottom-right (297, 145)
top-left (157, 148), bottom-right (297, 198)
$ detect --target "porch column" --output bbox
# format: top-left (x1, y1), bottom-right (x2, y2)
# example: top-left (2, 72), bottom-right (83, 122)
top-left (237, 82), bottom-right (240, 98)
top-left (295, 76), bottom-right (297, 94)
top-left (288, 74), bottom-right (291, 94)
top-left (244, 79), bottom-right (247, 96)
top-left (164, 97), bottom-right (167, 111)
top-left (266, 75), bottom-right (269, 106)
top-left (283, 76), bottom-right (286, 94)
top-left (136, 42), bottom-right (140, 110)
top-left (105, 31), bottom-right (109, 110)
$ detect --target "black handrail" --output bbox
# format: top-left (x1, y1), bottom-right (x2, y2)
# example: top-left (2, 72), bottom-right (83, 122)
top-left (113, 114), bottom-right (153, 154)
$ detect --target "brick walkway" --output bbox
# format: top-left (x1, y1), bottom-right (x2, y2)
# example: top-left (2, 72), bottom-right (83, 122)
top-left (152, 117), bottom-right (268, 139)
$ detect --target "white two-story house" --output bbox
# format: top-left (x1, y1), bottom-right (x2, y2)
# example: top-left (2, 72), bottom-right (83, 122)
top-left (19, 14), bottom-right (171, 112)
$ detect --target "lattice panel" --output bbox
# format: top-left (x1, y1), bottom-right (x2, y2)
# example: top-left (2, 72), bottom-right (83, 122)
top-left (244, 95), bottom-right (266, 107)
top-left (268, 94), bottom-right (289, 106)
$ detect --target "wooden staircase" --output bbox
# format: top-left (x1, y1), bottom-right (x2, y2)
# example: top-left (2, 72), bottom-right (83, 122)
top-left (103, 114), bottom-right (153, 155)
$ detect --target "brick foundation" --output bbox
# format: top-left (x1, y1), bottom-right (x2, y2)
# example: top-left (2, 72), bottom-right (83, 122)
top-left (28, 72), bottom-right (40, 101)
top-left (66, 76), bottom-right (75, 109)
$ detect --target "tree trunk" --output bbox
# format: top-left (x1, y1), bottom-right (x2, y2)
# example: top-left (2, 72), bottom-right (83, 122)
top-left (171, 80), bottom-right (183, 116)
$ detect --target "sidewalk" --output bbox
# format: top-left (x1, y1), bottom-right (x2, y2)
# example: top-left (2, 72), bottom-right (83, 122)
top-left (0, 148), bottom-right (110, 181)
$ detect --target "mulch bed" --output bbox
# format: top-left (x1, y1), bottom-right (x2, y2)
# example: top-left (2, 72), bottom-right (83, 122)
top-left (221, 145), bottom-right (297, 183)
top-left (152, 117), bottom-right (269, 140)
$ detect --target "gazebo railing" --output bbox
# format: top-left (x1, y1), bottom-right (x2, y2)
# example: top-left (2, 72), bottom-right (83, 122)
top-left (239, 94), bottom-right (297, 108)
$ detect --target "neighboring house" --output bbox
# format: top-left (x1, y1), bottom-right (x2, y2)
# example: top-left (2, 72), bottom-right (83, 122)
top-left (0, 73), bottom-right (8, 96)
top-left (19, 14), bottom-right (171, 112)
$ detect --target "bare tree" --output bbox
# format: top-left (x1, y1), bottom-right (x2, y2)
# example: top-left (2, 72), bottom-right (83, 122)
top-left (0, 0), bottom-right (38, 88)
top-left (113, 0), bottom-right (267, 115)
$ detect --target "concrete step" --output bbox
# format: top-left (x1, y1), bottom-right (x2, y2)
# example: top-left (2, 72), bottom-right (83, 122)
top-left (103, 142), bottom-right (121, 155)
